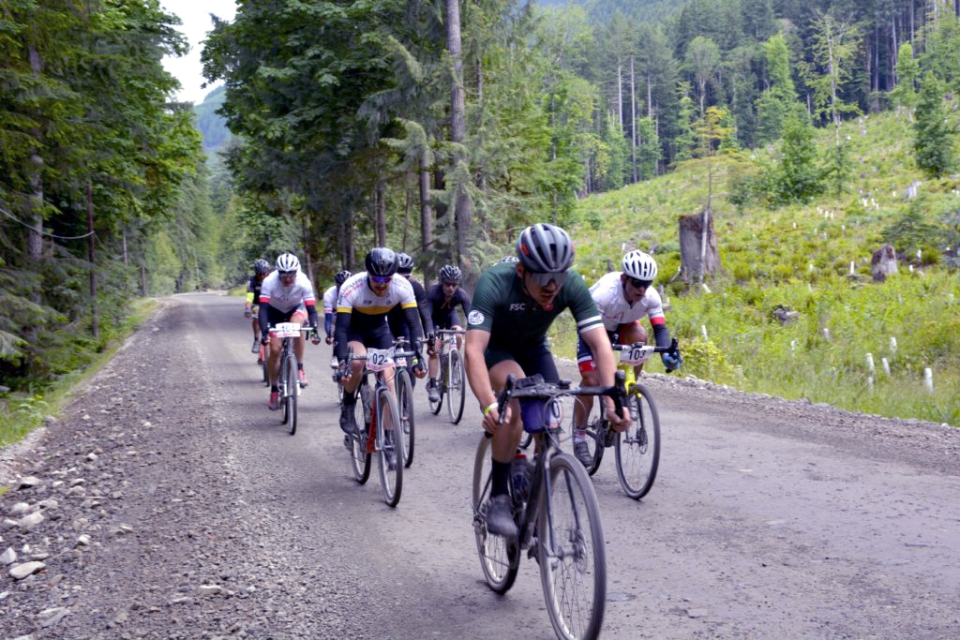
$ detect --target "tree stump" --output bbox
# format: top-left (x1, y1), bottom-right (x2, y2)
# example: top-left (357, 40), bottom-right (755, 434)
top-left (678, 209), bottom-right (720, 283)
top-left (871, 243), bottom-right (898, 282)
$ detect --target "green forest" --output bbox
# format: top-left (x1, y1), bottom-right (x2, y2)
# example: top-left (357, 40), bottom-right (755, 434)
top-left (2, 0), bottom-right (959, 440)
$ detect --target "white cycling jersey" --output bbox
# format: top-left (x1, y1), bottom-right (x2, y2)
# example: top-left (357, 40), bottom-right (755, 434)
top-left (336, 271), bottom-right (417, 316)
top-left (322, 285), bottom-right (338, 314)
top-left (589, 271), bottom-right (664, 332)
top-left (258, 270), bottom-right (316, 313)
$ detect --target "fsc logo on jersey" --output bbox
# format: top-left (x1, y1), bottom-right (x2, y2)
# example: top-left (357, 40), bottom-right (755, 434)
top-left (509, 303), bottom-right (525, 311)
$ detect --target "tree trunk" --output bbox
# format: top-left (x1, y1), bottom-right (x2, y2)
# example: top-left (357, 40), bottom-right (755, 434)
top-left (617, 61), bottom-right (623, 128)
top-left (678, 210), bottom-right (720, 284)
top-left (630, 56), bottom-right (638, 183)
top-left (375, 179), bottom-right (387, 245)
top-left (87, 183), bottom-right (98, 339)
top-left (27, 45), bottom-right (44, 261)
top-left (446, 0), bottom-right (472, 270)
top-left (420, 167), bottom-right (434, 282)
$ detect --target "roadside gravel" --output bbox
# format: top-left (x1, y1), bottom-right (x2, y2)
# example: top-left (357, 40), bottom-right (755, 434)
top-left (0, 301), bottom-right (365, 640)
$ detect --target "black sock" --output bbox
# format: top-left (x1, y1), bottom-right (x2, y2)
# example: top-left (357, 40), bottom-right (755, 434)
top-left (343, 389), bottom-right (356, 404)
top-left (271, 385), bottom-right (279, 392)
top-left (298, 363), bottom-right (303, 371)
top-left (492, 460), bottom-right (511, 497)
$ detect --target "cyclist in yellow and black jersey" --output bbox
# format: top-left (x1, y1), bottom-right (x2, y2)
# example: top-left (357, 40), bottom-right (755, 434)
top-left (335, 248), bottom-right (426, 436)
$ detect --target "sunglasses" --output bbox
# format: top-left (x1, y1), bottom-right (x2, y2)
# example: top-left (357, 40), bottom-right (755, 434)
top-left (442, 280), bottom-right (459, 287)
top-left (279, 270), bottom-right (297, 278)
top-left (628, 278), bottom-right (652, 289)
top-left (370, 275), bottom-right (393, 284)
top-left (526, 271), bottom-right (567, 288)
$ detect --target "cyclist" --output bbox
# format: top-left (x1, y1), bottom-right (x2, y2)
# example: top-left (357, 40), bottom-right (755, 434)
top-left (464, 223), bottom-right (630, 538)
top-left (426, 264), bottom-right (471, 403)
top-left (323, 270), bottom-right (352, 345)
top-left (244, 259), bottom-right (272, 358)
top-left (335, 248), bottom-right (426, 461)
top-left (387, 252), bottom-right (434, 390)
top-left (258, 252), bottom-right (321, 410)
top-left (570, 249), bottom-right (681, 467)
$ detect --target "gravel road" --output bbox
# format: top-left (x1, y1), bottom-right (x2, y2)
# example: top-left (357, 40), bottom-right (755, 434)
top-left (1, 293), bottom-right (958, 639)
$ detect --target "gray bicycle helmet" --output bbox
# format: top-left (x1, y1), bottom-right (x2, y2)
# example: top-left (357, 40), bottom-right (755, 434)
top-left (275, 252), bottom-right (300, 274)
top-left (254, 258), bottom-right (271, 275)
top-left (334, 270), bottom-right (352, 286)
top-left (439, 264), bottom-right (462, 284)
top-left (396, 252), bottom-right (415, 275)
top-left (516, 223), bottom-right (574, 273)
top-left (622, 250), bottom-right (658, 281)
top-left (365, 247), bottom-right (398, 277)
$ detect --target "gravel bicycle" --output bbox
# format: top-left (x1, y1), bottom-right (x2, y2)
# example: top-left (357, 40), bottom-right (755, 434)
top-left (576, 338), bottom-right (679, 499)
top-left (269, 323), bottom-right (316, 436)
top-left (428, 329), bottom-right (466, 424)
top-left (472, 372), bottom-right (627, 640)
top-left (392, 337), bottom-right (423, 468)
top-left (338, 347), bottom-right (405, 507)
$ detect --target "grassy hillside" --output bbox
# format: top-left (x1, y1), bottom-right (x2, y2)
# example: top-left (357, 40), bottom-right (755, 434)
top-left (559, 111), bottom-right (960, 427)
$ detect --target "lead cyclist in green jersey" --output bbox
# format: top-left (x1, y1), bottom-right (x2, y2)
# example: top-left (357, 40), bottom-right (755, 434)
top-left (464, 223), bottom-right (630, 538)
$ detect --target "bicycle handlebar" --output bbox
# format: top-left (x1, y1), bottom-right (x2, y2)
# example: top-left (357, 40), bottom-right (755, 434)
top-left (495, 371), bottom-right (628, 424)
top-left (613, 337), bottom-right (680, 358)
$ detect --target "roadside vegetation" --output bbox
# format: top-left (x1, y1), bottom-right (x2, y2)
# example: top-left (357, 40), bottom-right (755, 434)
top-left (551, 111), bottom-right (959, 426)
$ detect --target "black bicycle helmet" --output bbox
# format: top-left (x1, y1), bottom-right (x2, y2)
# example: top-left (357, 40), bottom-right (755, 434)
top-left (334, 270), bottom-right (352, 286)
top-left (396, 252), bottom-right (415, 275)
top-left (516, 223), bottom-right (574, 273)
top-left (439, 264), bottom-right (462, 284)
top-left (254, 258), bottom-right (271, 275)
top-left (365, 247), bottom-right (398, 277)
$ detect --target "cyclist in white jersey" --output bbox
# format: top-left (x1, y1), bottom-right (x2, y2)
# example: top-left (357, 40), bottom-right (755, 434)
top-left (335, 248), bottom-right (425, 439)
top-left (258, 253), bottom-right (321, 410)
top-left (322, 270), bottom-right (352, 345)
top-left (571, 250), bottom-right (681, 467)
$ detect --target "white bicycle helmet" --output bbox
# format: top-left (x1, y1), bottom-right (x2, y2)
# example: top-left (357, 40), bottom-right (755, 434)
top-left (622, 250), bottom-right (658, 281)
top-left (276, 252), bottom-right (301, 274)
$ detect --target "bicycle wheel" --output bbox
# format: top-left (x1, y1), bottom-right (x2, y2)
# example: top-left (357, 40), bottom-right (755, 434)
top-left (396, 369), bottom-right (416, 468)
top-left (285, 352), bottom-right (299, 436)
top-left (376, 386), bottom-right (404, 507)
top-left (280, 353), bottom-right (290, 425)
top-left (614, 385), bottom-right (661, 500)
top-left (347, 400), bottom-right (371, 484)
top-left (471, 435), bottom-right (520, 594)
top-left (538, 453), bottom-right (606, 640)
top-left (447, 349), bottom-right (466, 424)
top-left (572, 398), bottom-right (604, 476)
top-left (429, 355), bottom-right (444, 415)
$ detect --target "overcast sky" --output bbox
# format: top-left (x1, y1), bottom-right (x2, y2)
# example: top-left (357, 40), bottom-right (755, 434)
top-left (160, 0), bottom-right (237, 105)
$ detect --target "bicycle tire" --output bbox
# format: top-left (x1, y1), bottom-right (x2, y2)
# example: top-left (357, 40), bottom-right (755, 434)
top-left (376, 386), bottom-right (403, 507)
top-left (471, 435), bottom-right (520, 594)
top-left (614, 385), bottom-right (661, 499)
top-left (348, 399), bottom-right (371, 484)
top-left (286, 352), bottom-right (299, 436)
top-left (538, 453), bottom-right (607, 640)
top-left (396, 369), bottom-right (416, 468)
top-left (429, 356), bottom-right (444, 415)
top-left (280, 353), bottom-right (290, 425)
top-left (447, 349), bottom-right (466, 424)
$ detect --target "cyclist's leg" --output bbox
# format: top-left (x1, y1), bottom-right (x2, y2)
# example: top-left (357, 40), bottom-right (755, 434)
top-left (250, 306), bottom-right (260, 340)
top-left (573, 335), bottom-right (598, 428)
top-left (290, 305), bottom-right (307, 364)
top-left (265, 306), bottom-right (288, 387)
top-left (341, 340), bottom-right (367, 396)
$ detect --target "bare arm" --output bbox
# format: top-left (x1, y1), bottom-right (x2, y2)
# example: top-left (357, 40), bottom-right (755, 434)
top-left (464, 329), bottom-right (495, 411)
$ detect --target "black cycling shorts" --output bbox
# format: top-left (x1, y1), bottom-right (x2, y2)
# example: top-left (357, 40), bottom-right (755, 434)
top-left (432, 309), bottom-right (462, 331)
top-left (345, 322), bottom-right (394, 351)
top-left (483, 343), bottom-right (559, 383)
top-left (266, 304), bottom-right (306, 327)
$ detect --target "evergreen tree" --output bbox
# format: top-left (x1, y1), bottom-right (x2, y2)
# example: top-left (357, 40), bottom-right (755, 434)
top-left (774, 109), bottom-right (823, 203)
top-left (914, 73), bottom-right (956, 179)
top-left (673, 83), bottom-right (698, 163)
top-left (755, 33), bottom-right (799, 145)
top-left (890, 41), bottom-right (919, 111)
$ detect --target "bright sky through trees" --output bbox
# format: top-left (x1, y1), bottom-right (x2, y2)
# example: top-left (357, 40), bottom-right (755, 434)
top-left (160, 0), bottom-right (236, 104)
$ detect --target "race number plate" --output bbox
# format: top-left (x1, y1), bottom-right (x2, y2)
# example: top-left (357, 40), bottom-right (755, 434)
top-left (366, 348), bottom-right (395, 372)
top-left (272, 322), bottom-right (302, 339)
top-left (621, 343), bottom-right (653, 365)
